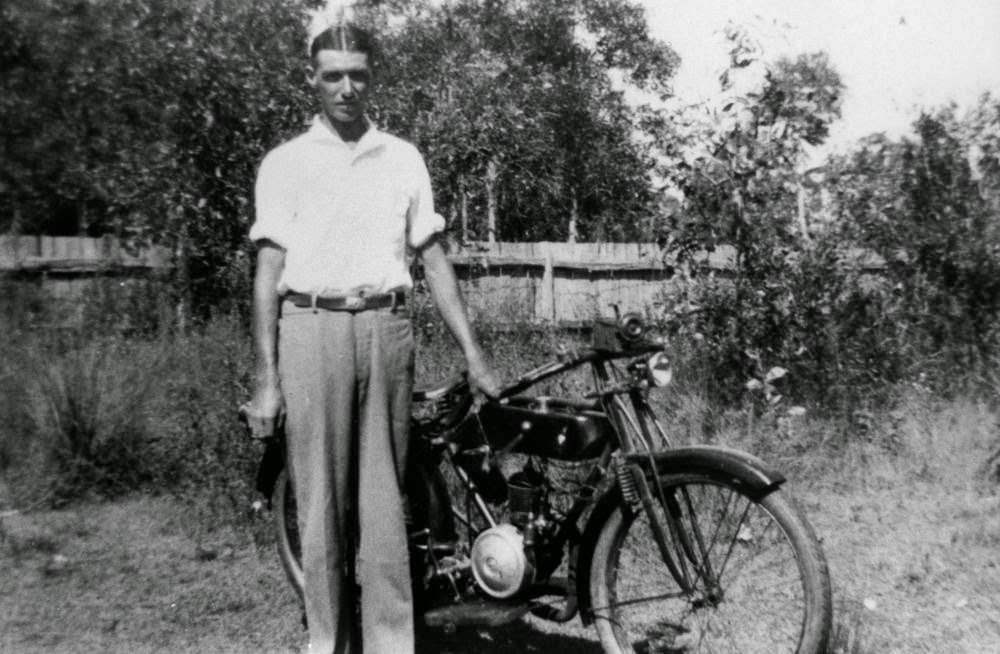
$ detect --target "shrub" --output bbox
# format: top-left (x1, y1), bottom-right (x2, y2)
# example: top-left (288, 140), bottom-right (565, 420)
top-left (10, 336), bottom-right (167, 505)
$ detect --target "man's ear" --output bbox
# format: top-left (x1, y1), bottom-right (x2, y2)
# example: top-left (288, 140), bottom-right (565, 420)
top-left (305, 63), bottom-right (317, 89)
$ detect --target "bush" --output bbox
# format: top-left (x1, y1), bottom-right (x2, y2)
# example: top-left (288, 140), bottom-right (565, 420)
top-left (5, 336), bottom-right (167, 505)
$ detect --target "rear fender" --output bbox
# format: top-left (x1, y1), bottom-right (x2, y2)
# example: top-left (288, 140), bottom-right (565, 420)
top-left (575, 446), bottom-right (785, 625)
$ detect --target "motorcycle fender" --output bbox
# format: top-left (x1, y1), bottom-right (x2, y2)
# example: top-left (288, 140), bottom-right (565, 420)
top-left (626, 445), bottom-right (786, 491)
top-left (575, 446), bottom-right (785, 626)
top-left (255, 438), bottom-right (286, 502)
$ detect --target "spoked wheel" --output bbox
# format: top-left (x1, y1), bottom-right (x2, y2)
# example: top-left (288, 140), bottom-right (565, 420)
top-left (589, 472), bottom-right (831, 654)
top-left (272, 468), bottom-right (304, 600)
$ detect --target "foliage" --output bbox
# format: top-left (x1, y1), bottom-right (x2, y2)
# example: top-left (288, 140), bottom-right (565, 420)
top-left (1, 0), bottom-right (677, 318)
top-left (1, 0), bottom-right (318, 317)
top-left (357, 0), bottom-right (679, 242)
top-left (4, 335), bottom-right (167, 505)
top-left (656, 24), bottom-right (849, 404)
top-left (657, 29), bottom-right (998, 413)
top-left (828, 97), bottom-right (1000, 373)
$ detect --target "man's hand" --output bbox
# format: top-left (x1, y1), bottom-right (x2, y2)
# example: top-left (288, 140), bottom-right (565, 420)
top-left (466, 349), bottom-right (502, 399)
top-left (241, 383), bottom-right (285, 440)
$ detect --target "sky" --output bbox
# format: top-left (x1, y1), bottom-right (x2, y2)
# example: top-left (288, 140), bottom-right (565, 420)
top-left (640, 0), bottom-right (1000, 158)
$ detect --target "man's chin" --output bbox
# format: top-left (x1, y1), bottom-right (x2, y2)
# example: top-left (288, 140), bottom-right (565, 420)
top-left (329, 108), bottom-right (362, 124)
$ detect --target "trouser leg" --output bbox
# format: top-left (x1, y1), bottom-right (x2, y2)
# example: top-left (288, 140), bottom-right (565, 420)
top-left (355, 310), bottom-right (415, 653)
top-left (280, 307), bottom-right (356, 654)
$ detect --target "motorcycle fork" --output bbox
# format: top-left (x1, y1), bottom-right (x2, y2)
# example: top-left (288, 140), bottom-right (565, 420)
top-left (630, 393), bottom-right (721, 596)
top-left (596, 359), bottom-right (717, 597)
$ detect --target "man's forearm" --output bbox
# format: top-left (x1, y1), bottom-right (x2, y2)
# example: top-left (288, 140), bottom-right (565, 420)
top-left (420, 240), bottom-right (480, 358)
top-left (254, 244), bottom-right (285, 387)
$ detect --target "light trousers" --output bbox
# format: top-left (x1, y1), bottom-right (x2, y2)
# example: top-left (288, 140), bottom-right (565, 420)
top-left (279, 302), bottom-right (415, 654)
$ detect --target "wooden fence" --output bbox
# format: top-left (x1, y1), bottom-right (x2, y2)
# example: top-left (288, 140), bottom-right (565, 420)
top-left (440, 241), bottom-right (735, 323)
top-left (1, 235), bottom-right (738, 323)
top-left (0, 235), bottom-right (167, 274)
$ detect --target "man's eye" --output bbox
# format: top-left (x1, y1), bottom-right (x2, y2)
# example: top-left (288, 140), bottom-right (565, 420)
top-left (322, 73), bottom-right (344, 83)
top-left (347, 72), bottom-right (369, 84)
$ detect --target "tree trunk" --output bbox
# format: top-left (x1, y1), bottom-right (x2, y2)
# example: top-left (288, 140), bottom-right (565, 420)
top-left (459, 176), bottom-right (469, 243)
top-left (568, 192), bottom-right (579, 243)
top-left (797, 177), bottom-right (811, 244)
top-left (485, 159), bottom-right (498, 244)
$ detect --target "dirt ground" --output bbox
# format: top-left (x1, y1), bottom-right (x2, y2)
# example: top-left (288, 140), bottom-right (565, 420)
top-left (2, 470), bottom-right (998, 653)
top-left (4, 394), bottom-right (999, 653)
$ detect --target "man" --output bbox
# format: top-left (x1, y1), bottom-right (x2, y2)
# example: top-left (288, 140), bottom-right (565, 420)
top-left (244, 16), bottom-right (500, 654)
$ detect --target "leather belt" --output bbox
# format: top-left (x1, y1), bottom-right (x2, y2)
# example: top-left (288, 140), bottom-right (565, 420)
top-left (285, 291), bottom-right (405, 312)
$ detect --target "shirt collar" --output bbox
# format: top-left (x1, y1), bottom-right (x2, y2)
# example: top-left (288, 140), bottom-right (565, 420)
top-left (307, 114), bottom-right (387, 159)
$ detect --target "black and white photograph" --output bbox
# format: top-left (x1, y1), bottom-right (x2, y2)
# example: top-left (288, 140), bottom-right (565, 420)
top-left (1, 1), bottom-right (998, 652)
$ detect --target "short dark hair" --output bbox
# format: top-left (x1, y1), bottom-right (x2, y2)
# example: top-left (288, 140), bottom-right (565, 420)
top-left (309, 23), bottom-right (375, 62)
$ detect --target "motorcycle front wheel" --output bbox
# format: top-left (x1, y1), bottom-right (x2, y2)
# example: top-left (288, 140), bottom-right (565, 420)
top-left (589, 471), bottom-right (831, 654)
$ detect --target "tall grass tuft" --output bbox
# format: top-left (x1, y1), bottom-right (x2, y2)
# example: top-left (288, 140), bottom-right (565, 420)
top-left (11, 337), bottom-right (167, 505)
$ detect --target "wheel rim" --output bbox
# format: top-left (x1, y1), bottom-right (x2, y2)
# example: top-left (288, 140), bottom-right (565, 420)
top-left (594, 479), bottom-right (810, 654)
top-left (273, 469), bottom-right (304, 599)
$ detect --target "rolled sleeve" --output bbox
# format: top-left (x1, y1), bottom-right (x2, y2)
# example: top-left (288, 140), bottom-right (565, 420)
top-left (406, 150), bottom-right (446, 249)
top-left (250, 152), bottom-right (295, 249)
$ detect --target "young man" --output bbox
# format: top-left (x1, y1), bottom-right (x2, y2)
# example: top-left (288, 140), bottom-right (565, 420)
top-left (244, 18), bottom-right (500, 654)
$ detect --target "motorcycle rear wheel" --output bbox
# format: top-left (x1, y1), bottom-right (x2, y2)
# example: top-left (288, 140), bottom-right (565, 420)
top-left (589, 471), bottom-right (831, 654)
top-left (272, 468), bottom-right (304, 600)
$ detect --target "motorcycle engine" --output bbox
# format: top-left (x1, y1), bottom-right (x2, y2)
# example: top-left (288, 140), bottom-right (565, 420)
top-left (470, 464), bottom-right (545, 599)
top-left (470, 523), bottom-right (534, 599)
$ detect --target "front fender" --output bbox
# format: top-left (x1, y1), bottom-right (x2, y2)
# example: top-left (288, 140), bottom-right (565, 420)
top-left (575, 445), bottom-right (785, 625)
top-left (626, 445), bottom-right (786, 491)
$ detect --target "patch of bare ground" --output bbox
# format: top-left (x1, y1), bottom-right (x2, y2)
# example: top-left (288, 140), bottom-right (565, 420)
top-left (2, 394), bottom-right (998, 653)
top-left (0, 495), bottom-right (600, 653)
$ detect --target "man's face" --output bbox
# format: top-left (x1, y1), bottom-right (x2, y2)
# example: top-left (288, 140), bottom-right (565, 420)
top-left (308, 50), bottom-right (371, 125)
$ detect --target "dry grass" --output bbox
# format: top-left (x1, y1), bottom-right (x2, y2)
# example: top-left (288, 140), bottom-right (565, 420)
top-left (2, 392), bottom-right (999, 653)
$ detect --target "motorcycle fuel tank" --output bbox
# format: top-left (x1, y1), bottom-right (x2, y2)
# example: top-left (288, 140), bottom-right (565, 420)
top-left (452, 397), bottom-right (614, 462)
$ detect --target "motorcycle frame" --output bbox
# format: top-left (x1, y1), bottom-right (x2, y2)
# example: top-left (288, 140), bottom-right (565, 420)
top-left (412, 339), bottom-right (709, 612)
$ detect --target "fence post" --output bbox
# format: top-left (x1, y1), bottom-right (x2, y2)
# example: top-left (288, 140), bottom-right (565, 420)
top-left (536, 241), bottom-right (555, 322)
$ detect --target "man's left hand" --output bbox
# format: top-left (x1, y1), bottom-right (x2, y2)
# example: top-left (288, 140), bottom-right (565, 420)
top-left (466, 351), bottom-right (502, 399)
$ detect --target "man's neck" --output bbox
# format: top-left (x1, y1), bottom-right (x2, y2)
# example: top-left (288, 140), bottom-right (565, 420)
top-left (322, 113), bottom-right (368, 145)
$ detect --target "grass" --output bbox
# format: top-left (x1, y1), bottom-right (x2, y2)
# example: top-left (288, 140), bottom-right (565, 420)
top-left (3, 284), bottom-right (1000, 652)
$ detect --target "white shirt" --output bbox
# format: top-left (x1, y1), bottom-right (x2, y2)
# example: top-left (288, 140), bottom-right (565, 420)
top-left (250, 115), bottom-right (445, 296)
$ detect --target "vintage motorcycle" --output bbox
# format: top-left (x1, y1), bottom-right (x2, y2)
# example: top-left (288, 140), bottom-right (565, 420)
top-left (249, 314), bottom-right (832, 653)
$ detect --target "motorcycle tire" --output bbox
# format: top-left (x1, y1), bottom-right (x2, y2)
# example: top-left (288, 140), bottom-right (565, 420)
top-left (272, 468), bottom-right (304, 600)
top-left (589, 470), bottom-right (831, 654)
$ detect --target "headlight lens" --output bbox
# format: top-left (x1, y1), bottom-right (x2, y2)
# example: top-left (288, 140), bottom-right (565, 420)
top-left (647, 352), bottom-right (673, 387)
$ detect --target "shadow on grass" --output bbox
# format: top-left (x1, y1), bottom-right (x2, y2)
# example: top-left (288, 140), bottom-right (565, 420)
top-left (417, 620), bottom-right (602, 654)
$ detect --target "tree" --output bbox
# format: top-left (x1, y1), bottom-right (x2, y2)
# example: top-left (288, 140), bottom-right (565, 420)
top-left (653, 24), bottom-right (849, 401)
top-left (358, 0), bottom-right (679, 241)
top-left (1, 0), bottom-right (678, 317)
top-left (828, 101), bottom-right (1000, 359)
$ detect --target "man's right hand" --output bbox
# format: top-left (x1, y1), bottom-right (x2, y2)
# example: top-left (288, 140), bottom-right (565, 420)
top-left (241, 383), bottom-right (285, 439)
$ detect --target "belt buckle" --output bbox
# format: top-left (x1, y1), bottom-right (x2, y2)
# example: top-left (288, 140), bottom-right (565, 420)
top-left (343, 295), bottom-right (364, 310)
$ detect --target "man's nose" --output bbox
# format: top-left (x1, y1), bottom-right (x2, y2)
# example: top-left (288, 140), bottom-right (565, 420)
top-left (341, 76), bottom-right (354, 97)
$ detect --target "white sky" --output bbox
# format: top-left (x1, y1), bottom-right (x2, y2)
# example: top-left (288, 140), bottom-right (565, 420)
top-left (641, 0), bottom-right (1000, 158)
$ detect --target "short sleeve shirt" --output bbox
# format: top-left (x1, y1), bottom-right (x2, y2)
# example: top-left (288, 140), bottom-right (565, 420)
top-left (250, 115), bottom-right (445, 296)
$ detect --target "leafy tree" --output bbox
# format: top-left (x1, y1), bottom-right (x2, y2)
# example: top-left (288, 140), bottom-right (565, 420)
top-left (654, 25), bottom-right (853, 403)
top-left (828, 101), bottom-right (1000, 363)
top-left (359, 0), bottom-right (679, 241)
top-left (2, 0), bottom-right (677, 318)
top-left (1, 0), bottom-right (317, 316)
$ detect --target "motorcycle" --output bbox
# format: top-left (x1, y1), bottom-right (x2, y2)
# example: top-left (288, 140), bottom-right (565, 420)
top-left (248, 314), bottom-right (832, 653)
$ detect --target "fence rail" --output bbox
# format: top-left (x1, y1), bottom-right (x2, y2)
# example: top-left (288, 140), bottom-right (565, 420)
top-left (434, 241), bottom-right (736, 322)
top-left (0, 235), bottom-right (167, 274)
top-left (2, 235), bottom-right (739, 323)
